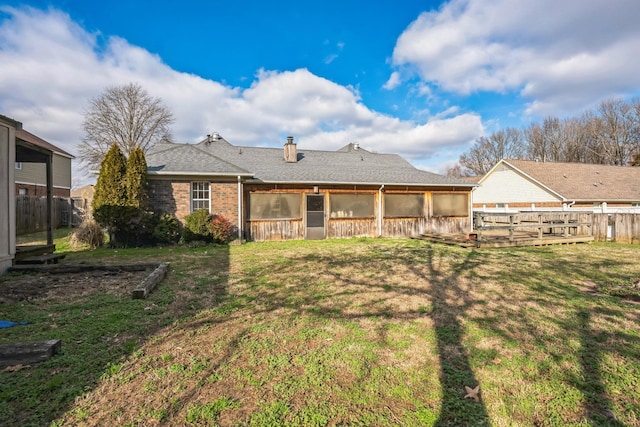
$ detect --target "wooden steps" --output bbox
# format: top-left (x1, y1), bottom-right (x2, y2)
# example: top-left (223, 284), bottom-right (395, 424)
top-left (15, 253), bottom-right (66, 265)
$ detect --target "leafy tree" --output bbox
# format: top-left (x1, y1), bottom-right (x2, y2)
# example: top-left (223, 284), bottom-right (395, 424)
top-left (80, 82), bottom-right (173, 169)
top-left (92, 143), bottom-right (129, 246)
top-left (125, 147), bottom-right (148, 209)
top-left (92, 143), bottom-right (127, 212)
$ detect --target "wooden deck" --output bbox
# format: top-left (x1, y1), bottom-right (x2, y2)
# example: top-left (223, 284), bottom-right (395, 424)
top-left (416, 212), bottom-right (596, 248)
top-left (416, 231), bottom-right (594, 248)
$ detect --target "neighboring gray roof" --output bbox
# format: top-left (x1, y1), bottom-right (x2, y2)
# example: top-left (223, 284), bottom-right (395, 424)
top-left (146, 137), bottom-right (472, 187)
top-left (504, 159), bottom-right (640, 202)
top-left (147, 143), bottom-right (252, 176)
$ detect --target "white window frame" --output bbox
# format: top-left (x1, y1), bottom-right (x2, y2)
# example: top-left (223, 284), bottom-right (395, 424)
top-left (191, 181), bottom-right (211, 213)
top-left (15, 162), bottom-right (22, 170)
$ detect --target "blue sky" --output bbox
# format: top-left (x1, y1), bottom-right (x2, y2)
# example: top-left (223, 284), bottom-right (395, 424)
top-left (2, 0), bottom-right (640, 185)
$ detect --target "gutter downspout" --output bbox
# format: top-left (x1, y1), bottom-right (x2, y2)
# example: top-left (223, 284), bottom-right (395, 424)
top-left (378, 184), bottom-right (384, 237)
top-left (237, 176), bottom-right (243, 240)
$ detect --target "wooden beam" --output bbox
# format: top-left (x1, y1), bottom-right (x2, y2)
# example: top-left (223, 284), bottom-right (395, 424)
top-left (0, 339), bottom-right (61, 367)
top-left (132, 262), bottom-right (169, 299)
top-left (46, 155), bottom-right (53, 245)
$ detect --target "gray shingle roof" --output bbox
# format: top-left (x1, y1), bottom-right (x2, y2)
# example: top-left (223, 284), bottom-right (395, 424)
top-left (146, 138), bottom-right (471, 187)
top-left (504, 159), bottom-right (640, 201)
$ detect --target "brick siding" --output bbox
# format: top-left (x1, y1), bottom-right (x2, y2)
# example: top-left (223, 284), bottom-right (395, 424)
top-left (210, 182), bottom-right (238, 225)
top-left (15, 183), bottom-right (70, 198)
top-left (148, 179), bottom-right (239, 225)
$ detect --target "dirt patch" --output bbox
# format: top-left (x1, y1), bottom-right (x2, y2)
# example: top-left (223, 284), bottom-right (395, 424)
top-left (0, 269), bottom-right (153, 304)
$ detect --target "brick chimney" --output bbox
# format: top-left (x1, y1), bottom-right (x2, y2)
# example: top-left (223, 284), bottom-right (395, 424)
top-left (284, 135), bottom-right (297, 163)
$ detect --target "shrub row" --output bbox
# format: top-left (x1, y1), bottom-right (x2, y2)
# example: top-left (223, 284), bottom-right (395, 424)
top-left (73, 209), bottom-right (235, 248)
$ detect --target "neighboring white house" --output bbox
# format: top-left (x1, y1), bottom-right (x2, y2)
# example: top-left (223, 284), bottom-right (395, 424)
top-left (473, 159), bottom-right (640, 213)
top-left (1, 114), bottom-right (19, 273)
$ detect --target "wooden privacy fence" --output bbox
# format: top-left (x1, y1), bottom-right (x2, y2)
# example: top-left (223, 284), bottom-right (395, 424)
top-left (592, 213), bottom-right (640, 244)
top-left (16, 196), bottom-right (86, 235)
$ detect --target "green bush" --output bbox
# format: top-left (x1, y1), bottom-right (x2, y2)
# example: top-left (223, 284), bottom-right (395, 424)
top-left (182, 209), bottom-right (213, 243)
top-left (153, 214), bottom-right (182, 245)
top-left (181, 210), bottom-right (236, 244)
top-left (125, 147), bottom-right (148, 209)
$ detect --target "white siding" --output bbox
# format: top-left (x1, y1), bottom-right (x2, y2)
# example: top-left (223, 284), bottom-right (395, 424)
top-left (473, 166), bottom-right (560, 204)
top-left (0, 120), bottom-right (16, 272)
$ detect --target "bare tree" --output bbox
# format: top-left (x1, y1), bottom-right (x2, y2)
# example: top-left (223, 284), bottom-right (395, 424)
top-left (593, 98), bottom-right (636, 165)
top-left (445, 163), bottom-right (474, 178)
top-left (80, 83), bottom-right (174, 169)
top-left (460, 127), bottom-right (525, 175)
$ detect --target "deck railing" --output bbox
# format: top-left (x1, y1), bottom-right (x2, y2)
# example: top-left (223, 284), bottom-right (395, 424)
top-left (473, 211), bottom-right (593, 242)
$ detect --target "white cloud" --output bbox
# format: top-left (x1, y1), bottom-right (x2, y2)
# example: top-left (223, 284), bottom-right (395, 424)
top-left (0, 6), bottom-right (485, 185)
top-left (383, 71), bottom-right (401, 90)
top-left (391, 0), bottom-right (640, 116)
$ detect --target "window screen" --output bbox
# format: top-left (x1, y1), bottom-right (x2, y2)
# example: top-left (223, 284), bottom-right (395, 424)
top-left (384, 194), bottom-right (424, 218)
top-left (432, 193), bottom-right (468, 217)
top-left (330, 193), bottom-right (374, 218)
top-left (249, 193), bottom-right (301, 219)
top-left (191, 182), bottom-right (210, 212)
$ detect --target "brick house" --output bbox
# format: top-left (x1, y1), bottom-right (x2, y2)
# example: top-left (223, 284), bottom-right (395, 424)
top-left (146, 135), bottom-right (475, 241)
top-left (473, 159), bottom-right (640, 213)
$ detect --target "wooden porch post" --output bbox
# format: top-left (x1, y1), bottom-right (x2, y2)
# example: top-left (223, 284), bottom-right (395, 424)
top-left (46, 154), bottom-right (53, 245)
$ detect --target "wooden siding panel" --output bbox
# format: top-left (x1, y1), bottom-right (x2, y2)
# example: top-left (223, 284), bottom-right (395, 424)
top-left (424, 217), bottom-right (471, 234)
top-left (383, 218), bottom-right (426, 238)
top-left (249, 220), bottom-right (304, 241)
top-left (327, 219), bottom-right (377, 238)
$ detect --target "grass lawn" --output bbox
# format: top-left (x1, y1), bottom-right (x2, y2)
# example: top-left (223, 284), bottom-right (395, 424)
top-left (1, 235), bottom-right (639, 426)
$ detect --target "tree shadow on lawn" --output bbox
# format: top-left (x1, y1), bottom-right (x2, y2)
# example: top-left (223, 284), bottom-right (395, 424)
top-left (283, 242), bottom-right (493, 425)
top-left (470, 247), bottom-right (640, 425)
top-left (411, 244), bottom-right (492, 426)
top-left (287, 242), bottom-right (640, 425)
top-left (30, 241), bottom-right (640, 426)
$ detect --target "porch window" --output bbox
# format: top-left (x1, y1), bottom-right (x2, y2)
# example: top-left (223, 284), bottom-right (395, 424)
top-left (384, 194), bottom-right (424, 218)
top-left (249, 193), bottom-right (301, 219)
top-left (330, 193), bottom-right (374, 218)
top-left (432, 193), bottom-right (468, 217)
top-left (191, 182), bottom-right (210, 212)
